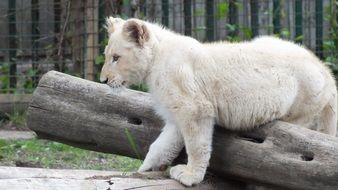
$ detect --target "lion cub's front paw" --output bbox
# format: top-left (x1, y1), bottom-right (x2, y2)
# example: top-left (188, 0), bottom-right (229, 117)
top-left (170, 164), bottom-right (204, 186)
top-left (138, 162), bottom-right (167, 172)
top-left (138, 162), bottom-right (152, 172)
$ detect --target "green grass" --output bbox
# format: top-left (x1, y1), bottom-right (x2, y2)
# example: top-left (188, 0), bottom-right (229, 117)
top-left (0, 111), bottom-right (28, 130)
top-left (0, 138), bottom-right (142, 171)
top-left (5, 111), bottom-right (26, 128)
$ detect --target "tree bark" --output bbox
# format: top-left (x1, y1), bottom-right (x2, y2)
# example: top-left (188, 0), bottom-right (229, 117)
top-left (27, 71), bottom-right (338, 190)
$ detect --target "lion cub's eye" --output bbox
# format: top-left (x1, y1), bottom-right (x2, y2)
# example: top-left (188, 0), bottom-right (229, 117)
top-left (112, 55), bottom-right (120, 62)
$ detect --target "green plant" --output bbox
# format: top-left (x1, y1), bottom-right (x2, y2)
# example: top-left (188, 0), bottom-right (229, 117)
top-left (0, 63), bottom-right (38, 94)
top-left (240, 26), bottom-right (253, 40)
top-left (295, 35), bottom-right (304, 44)
top-left (129, 83), bottom-right (148, 92)
top-left (226, 24), bottom-right (241, 42)
top-left (0, 138), bottom-right (142, 171)
top-left (194, 9), bottom-right (205, 17)
top-left (323, 2), bottom-right (338, 78)
top-left (23, 68), bottom-right (39, 93)
top-left (124, 128), bottom-right (141, 159)
top-left (0, 118), bottom-right (5, 127)
top-left (216, 1), bottom-right (229, 19)
top-left (95, 35), bottom-right (109, 81)
top-left (0, 63), bottom-right (10, 93)
top-left (274, 28), bottom-right (291, 39)
top-left (5, 111), bottom-right (26, 128)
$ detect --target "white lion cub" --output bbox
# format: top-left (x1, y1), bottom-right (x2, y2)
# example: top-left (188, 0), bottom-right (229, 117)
top-left (100, 17), bottom-right (337, 186)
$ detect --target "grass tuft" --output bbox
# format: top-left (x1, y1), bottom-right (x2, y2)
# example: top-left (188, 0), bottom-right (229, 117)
top-left (0, 138), bottom-right (142, 171)
top-left (124, 128), bottom-right (141, 160)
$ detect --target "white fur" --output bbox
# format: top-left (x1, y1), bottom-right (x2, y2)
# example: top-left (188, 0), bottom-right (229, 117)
top-left (101, 17), bottom-right (337, 186)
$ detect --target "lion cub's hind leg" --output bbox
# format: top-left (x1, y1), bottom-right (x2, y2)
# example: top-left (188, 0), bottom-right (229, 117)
top-left (317, 94), bottom-right (337, 136)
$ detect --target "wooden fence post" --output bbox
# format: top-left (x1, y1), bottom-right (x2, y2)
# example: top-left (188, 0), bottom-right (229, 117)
top-left (69, 0), bottom-right (85, 77)
top-left (322, 0), bottom-right (332, 41)
top-left (192, 0), bottom-right (206, 41)
top-left (315, 0), bottom-right (324, 58)
top-left (0, 1), bottom-right (9, 62)
top-left (53, 0), bottom-right (61, 71)
top-left (144, 0), bottom-right (160, 22)
top-left (302, 0), bottom-right (316, 51)
top-left (39, 0), bottom-right (54, 57)
top-left (228, 0), bottom-right (238, 38)
top-left (238, 0), bottom-right (252, 39)
top-left (295, 0), bottom-right (302, 43)
top-left (85, 0), bottom-right (98, 81)
top-left (257, 0), bottom-right (273, 35)
top-left (8, 0), bottom-right (17, 92)
top-left (16, 0), bottom-right (32, 60)
top-left (214, 0), bottom-right (227, 40)
top-left (170, 0), bottom-right (184, 34)
top-left (184, 0), bottom-right (192, 36)
top-left (31, 0), bottom-right (40, 85)
top-left (206, 0), bottom-right (215, 41)
top-left (273, 0), bottom-right (281, 34)
top-left (161, 0), bottom-right (168, 26)
top-left (279, 0), bottom-right (295, 40)
top-left (250, 0), bottom-right (258, 37)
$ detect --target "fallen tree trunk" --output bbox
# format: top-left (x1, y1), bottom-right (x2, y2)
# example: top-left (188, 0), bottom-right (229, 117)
top-left (27, 71), bottom-right (338, 190)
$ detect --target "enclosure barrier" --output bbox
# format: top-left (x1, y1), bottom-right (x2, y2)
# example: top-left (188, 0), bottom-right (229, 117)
top-left (0, 94), bottom-right (31, 116)
top-left (0, 0), bottom-right (337, 94)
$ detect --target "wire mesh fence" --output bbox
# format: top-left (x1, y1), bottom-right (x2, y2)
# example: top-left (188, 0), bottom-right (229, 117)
top-left (0, 0), bottom-right (337, 94)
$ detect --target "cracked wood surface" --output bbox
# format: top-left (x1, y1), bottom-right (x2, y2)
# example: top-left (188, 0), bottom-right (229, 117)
top-left (27, 71), bottom-right (338, 190)
top-left (0, 166), bottom-right (237, 190)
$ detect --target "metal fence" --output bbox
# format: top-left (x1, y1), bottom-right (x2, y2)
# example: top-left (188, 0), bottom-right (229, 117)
top-left (0, 0), bottom-right (337, 94)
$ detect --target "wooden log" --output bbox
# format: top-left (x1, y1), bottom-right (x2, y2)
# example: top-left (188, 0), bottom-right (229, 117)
top-left (0, 166), bottom-right (234, 190)
top-left (27, 71), bottom-right (338, 190)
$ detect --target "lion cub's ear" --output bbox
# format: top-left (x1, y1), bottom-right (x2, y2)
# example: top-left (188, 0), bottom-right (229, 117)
top-left (105, 17), bottom-right (124, 36)
top-left (123, 20), bottom-right (150, 47)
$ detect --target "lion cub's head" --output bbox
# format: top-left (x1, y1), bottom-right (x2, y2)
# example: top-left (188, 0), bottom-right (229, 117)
top-left (100, 17), bottom-right (155, 88)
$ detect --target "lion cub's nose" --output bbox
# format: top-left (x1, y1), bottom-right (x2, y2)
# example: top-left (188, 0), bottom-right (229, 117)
top-left (100, 78), bottom-right (108, 84)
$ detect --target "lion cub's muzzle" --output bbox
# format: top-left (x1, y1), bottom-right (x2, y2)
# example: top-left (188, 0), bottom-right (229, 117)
top-left (101, 78), bottom-right (126, 89)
